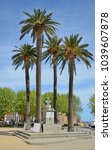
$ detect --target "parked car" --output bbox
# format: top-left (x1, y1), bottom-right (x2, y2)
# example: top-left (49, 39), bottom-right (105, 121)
top-left (0, 121), bottom-right (5, 127)
top-left (16, 121), bottom-right (24, 127)
top-left (4, 120), bottom-right (15, 127)
top-left (90, 121), bottom-right (95, 128)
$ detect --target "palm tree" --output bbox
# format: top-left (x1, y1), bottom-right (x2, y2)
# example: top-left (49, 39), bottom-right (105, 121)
top-left (57, 34), bottom-right (93, 132)
top-left (42, 35), bottom-right (62, 123)
top-left (19, 9), bottom-right (59, 123)
top-left (12, 44), bottom-right (36, 127)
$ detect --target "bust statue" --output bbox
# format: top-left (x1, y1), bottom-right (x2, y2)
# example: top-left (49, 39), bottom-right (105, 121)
top-left (45, 97), bottom-right (51, 110)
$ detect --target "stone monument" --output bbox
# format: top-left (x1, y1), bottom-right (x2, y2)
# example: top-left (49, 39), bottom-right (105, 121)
top-left (45, 97), bottom-right (55, 124)
top-left (43, 97), bottom-right (61, 133)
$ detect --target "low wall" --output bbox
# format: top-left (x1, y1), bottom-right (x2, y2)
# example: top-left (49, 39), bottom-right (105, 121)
top-left (57, 114), bottom-right (77, 125)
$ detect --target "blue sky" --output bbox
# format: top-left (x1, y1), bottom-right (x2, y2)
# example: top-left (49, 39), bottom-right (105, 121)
top-left (0, 0), bottom-right (95, 121)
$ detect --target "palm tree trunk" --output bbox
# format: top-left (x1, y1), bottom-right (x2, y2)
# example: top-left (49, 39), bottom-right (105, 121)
top-left (68, 60), bottom-right (74, 132)
top-left (36, 34), bottom-right (42, 123)
top-left (53, 63), bottom-right (57, 124)
top-left (25, 65), bottom-right (30, 122)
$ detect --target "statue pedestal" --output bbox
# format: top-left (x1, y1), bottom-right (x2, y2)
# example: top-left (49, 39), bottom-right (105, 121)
top-left (46, 110), bottom-right (54, 124)
top-left (43, 123), bottom-right (62, 133)
top-left (43, 110), bottom-right (61, 133)
top-left (43, 98), bottom-right (62, 133)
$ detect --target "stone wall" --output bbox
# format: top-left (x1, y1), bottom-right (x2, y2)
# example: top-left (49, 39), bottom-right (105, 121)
top-left (57, 113), bottom-right (77, 125)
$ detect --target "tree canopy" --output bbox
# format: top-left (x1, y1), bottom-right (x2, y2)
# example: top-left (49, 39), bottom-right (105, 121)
top-left (88, 94), bottom-right (95, 116)
top-left (34, 91), bottom-right (82, 115)
top-left (0, 87), bottom-right (16, 116)
top-left (0, 88), bottom-right (82, 118)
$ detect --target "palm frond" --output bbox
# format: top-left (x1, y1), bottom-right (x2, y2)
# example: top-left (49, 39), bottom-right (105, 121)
top-left (12, 44), bottom-right (36, 70)
top-left (19, 9), bottom-right (60, 42)
top-left (42, 35), bottom-right (63, 66)
top-left (60, 59), bottom-right (67, 75)
top-left (58, 34), bottom-right (93, 75)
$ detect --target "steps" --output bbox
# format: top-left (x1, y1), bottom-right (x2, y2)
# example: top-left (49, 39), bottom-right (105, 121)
top-left (14, 130), bottom-right (93, 140)
top-left (0, 130), bottom-right (15, 136)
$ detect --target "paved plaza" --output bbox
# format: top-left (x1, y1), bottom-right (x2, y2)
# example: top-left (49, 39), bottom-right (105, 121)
top-left (0, 128), bottom-right (95, 150)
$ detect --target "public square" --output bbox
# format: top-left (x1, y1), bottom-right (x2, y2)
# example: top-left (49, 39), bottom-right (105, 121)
top-left (0, 127), bottom-right (95, 150)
